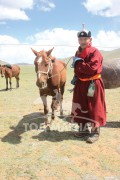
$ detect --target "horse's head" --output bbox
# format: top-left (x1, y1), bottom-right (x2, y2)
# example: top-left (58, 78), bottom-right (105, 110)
top-left (1, 65), bottom-right (6, 78)
top-left (31, 47), bottom-right (55, 89)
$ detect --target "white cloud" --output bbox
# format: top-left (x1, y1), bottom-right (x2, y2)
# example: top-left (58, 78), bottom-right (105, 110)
top-left (0, 0), bottom-right (33, 9)
top-left (93, 30), bottom-right (120, 50)
top-left (0, 0), bottom-right (55, 21)
top-left (0, 0), bottom-right (34, 20)
top-left (0, 5), bottom-right (30, 21)
top-left (28, 28), bottom-right (78, 58)
top-left (0, 35), bottom-right (19, 44)
top-left (0, 29), bottom-right (120, 64)
top-left (38, 0), bottom-right (55, 12)
top-left (83, 0), bottom-right (120, 17)
top-left (28, 28), bottom-right (78, 46)
top-left (0, 35), bottom-right (34, 64)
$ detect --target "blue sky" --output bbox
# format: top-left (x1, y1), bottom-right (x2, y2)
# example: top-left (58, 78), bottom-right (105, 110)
top-left (0, 0), bottom-right (120, 63)
top-left (0, 0), bottom-right (119, 40)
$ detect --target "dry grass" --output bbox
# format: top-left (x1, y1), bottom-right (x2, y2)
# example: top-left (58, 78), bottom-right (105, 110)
top-left (0, 65), bottom-right (120, 180)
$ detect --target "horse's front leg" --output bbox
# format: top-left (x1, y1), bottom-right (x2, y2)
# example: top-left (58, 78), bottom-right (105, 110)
top-left (40, 95), bottom-right (50, 131)
top-left (9, 78), bottom-right (12, 90)
top-left (51, 96), bottom-right (58, 120)
top-left (6, 78), bottom-right (8, 91)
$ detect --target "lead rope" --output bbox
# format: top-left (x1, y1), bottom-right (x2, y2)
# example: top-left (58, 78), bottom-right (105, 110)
top-left (48, 56), bottom-right (74, 79)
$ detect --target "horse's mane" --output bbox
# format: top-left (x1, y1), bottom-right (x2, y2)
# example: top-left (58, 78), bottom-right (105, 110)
top-left (57, 60), bottom-right (66, 69)
top-left (50, 55), bottom-right (66, 69)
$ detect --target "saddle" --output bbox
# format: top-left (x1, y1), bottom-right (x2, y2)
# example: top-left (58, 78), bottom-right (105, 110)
top-left (5, 64), bottom-right (12, 69)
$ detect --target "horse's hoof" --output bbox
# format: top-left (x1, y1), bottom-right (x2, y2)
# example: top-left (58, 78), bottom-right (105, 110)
top-left (60, 112), bottom-right (64, 116)
top-left (45, 119), bottom-right (49, 125)
top-left (45, 126), bottom-right (51, 132)
top-left (60, 111), bottom-right (64, 116)
top-left (6, 89), bottom-right (8, 91)
top-left (51, 116), bottom-right (55, 120)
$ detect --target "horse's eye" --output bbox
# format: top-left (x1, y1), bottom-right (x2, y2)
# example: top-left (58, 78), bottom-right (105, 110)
top-left (45, 64), bottom-right (48, 67)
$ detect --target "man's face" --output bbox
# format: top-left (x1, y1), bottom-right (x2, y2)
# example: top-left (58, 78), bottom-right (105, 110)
top-left (78, 37), bottom-right (91, 49)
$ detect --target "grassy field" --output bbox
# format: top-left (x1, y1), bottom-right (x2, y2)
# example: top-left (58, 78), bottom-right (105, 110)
top-left (0, 65), bottom-right (120, 180)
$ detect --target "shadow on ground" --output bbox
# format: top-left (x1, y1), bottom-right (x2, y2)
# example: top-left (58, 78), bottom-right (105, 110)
top-left (0, 88), bottom-right (16, 92)
top-left (1, 111), bottom-right (120, 144)
top-left (104, 121), bottom-right (120, 128)
top-left (1, 112), bottom-right (85, 144)
top-left (1, 112), bottom-right (45, 144)
top-left (32, 130), bottom-right (83, 142)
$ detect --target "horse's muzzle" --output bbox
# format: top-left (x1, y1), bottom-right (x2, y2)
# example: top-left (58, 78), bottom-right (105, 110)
top-left (36, 81), bottom-right (47, 89)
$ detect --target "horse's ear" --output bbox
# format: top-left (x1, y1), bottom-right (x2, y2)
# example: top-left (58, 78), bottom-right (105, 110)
top-left (46, 47), bottom-right (54, 56)
top-left (31, 48), bottom-right (39, 57)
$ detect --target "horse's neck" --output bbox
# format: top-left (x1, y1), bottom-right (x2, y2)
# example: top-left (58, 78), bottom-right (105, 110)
top-left (52, 62), bottom-right (58, 74)
top-left (5, 68), bottom-right (12, 77)
top-left (48, 62), bottom-right (59, 83)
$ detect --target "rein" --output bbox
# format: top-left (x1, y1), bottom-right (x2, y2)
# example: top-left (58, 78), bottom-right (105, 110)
top-left (37, 56), bottom-right (73, 79)
top-left (48, 56), bottom-right (73, 79)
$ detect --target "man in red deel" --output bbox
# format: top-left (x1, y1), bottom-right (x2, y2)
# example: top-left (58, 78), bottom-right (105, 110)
top-left (71, 25), bottom-right (106, 143)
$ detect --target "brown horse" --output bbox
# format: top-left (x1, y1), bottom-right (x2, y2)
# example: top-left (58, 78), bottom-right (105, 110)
top-left (0, 64), bottom-right (20, 90)
top-left (31, 47), bottom-right (66, 131)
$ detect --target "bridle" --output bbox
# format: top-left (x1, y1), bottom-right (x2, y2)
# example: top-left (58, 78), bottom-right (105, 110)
top-left (37, 57), bottom-right (53, 79)
top-left (36, 57), bottom-right (53, 89)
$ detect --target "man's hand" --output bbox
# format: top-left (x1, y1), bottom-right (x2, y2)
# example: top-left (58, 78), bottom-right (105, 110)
top-left (71, 57), bottom-right (84, 68)
top-left (71, 75), bottom-right (78, 85)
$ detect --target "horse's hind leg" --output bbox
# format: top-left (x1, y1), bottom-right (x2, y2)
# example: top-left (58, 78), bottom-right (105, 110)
top-left (59, 83), bottom-right (65, 116)
top-left (51, 89), bottom-right (59, 120)
top-left (9, 78), bottom-right (12, 90)
top-left (6, 78), bottom-right (8, 91)
top-left (51, 97), bottom-right (56, 120)
top-left (16, 76), bottom-right (19, 88)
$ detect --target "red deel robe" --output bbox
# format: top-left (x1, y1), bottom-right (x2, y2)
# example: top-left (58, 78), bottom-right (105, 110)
top-left (71, 45), bottom-right (106, 127)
